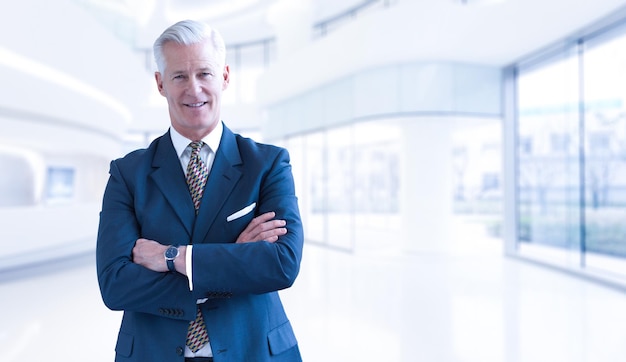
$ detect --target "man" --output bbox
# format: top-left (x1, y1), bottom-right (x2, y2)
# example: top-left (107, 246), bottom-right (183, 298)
top-left (96, 19), bottom-right (303, 362)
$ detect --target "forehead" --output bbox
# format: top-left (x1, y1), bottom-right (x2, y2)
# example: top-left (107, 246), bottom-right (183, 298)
top-left (162, 40), bottom-right (221, 72)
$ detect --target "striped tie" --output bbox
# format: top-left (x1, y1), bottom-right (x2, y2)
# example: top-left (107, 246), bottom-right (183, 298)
top-left (185, 141), bottom-right (210, 352)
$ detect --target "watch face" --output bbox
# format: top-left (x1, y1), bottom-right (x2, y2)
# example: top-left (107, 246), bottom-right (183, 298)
top-left (165, 246), bottom-right (179, 259)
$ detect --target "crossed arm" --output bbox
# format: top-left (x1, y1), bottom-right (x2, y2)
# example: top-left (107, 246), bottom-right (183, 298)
top-left (131, 211), bottom-right (287, 275)
top-left (98, 144), bottom-right (303, 311)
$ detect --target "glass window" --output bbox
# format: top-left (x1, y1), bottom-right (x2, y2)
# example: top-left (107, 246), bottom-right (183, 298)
top-left (516, 48), bottom-right (583, 265)
top-left (452, 118), bottom-right (502, 239)
top-left (352, 120), bottom-right (403, 249)
top-left (326, 126), bottom-right (354, 250)
top-left (303, 132), bottom-right (326, 244)
top-left (583, 31), bottom-right (626, 272)
top-left (46, 167), bottom-right (75, 203)
top-left (224, 40), bottom-right (275, 106)
top-left (514, 22), bottom-right (626, 278)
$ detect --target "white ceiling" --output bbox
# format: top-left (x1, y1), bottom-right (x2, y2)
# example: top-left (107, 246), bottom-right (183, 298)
top-left (75, 0), bottom-right (626, 65)
top-left (3, 0), bottom-right (626, 136)
top-left (74, 0), bottom-right (376, 48)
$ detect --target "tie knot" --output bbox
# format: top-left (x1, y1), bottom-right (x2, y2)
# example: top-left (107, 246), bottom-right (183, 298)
top-left (189, 141), bottom-right (204, 155)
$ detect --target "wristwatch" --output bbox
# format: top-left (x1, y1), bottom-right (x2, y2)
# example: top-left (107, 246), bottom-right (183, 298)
top-left (164, 245), bottom-right (179, 272)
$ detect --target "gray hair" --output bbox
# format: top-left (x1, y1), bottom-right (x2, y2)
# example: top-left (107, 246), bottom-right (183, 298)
top-left (153, 20), bottom-right (226, 73)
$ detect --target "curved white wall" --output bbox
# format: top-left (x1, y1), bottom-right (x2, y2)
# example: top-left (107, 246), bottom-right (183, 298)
top-left (257, 4), bottom-right (503, 254)
top-left (261, 61), bottom-right (501, 139)
top-left (0, 0), bottom-right (151, 148)
top-left (0, 0), bottom-right (150, 267)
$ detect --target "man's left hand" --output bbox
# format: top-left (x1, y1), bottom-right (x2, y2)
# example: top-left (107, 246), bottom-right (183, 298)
top-left (132, 238), bottom-right (187, 274)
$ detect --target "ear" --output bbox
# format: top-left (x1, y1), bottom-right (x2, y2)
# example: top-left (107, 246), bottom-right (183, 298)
top-left (155, 72), bottom-right (166, 96)
top-left (222, 65), bottom-right (230, 91)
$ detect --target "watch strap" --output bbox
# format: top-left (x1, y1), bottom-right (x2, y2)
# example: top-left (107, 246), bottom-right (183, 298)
top-left (166, 258), bottom-right (175, 272)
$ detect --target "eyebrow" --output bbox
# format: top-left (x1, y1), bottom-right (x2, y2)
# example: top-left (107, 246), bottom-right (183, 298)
top-left (170, 66), bottom-right (215, 75)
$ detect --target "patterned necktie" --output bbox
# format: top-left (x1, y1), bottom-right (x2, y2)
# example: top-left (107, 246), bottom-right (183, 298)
top-left (185, 141), bottom-right (210, 352)
top-left (186, 141), bottom-right (209, 214)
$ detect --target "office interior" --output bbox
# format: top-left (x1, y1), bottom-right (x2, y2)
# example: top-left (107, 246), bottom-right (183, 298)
top-left (3, 0), bottom-right (626, 361)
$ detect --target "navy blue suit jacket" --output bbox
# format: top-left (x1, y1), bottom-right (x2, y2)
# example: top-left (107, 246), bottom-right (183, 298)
top-left (96, 124), bottom-right (303, 362)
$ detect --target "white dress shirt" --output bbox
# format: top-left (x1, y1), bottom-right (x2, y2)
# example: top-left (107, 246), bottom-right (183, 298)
top-left (169, 122), bottom-right (223, 358)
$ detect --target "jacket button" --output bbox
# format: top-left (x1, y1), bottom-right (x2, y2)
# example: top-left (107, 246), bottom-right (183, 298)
top-left (176, 346), bottom-right (184, 356)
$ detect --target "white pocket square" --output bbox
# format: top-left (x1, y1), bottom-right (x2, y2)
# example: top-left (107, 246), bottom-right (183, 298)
top-left (227, 202), bottom-right (256, 222)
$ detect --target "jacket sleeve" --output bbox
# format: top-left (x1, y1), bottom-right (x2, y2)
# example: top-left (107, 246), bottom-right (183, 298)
top-left (96, 159), bottom-right (196, 319)
top-left (189, 147), bottom-right (304, 298)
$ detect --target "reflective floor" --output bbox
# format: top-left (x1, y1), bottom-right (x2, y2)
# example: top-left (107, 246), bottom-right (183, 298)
top-left (2, 222), bottom-right (626, 361)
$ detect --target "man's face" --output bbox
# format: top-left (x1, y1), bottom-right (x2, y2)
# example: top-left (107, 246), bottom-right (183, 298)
top-left (155, 40), bottom-right (229, 141)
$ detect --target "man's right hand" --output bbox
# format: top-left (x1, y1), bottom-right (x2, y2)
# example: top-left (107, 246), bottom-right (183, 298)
top-left (236, 211), bottom-right (287, 243)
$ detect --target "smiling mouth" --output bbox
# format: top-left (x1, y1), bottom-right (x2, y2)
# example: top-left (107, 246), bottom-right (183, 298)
top-left (185, 102), bottom-right (207, 108)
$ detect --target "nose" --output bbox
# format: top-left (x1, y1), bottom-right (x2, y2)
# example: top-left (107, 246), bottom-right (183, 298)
top-left (186, 77), bottom-right (202, 95)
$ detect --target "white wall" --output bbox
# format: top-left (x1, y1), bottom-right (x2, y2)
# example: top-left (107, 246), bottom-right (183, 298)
top-left (257, 3), bottom-right (503, 254)
top-left (0, 0), bottom-right (149, 266)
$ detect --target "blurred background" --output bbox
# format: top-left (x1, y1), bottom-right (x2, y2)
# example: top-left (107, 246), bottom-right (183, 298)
top-left (3, 0), bottom-right (626, 361)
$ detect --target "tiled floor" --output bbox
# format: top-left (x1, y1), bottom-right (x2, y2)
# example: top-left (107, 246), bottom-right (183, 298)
top-left (2, 226), bottom-right (626, 361)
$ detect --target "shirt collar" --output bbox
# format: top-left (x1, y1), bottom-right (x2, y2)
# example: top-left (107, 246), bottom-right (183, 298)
top-left (169, 121), bottom-right (223, 158)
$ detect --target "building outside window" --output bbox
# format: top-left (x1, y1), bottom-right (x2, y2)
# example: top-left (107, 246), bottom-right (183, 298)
top-left (512, 19), bottom-right (626, 281)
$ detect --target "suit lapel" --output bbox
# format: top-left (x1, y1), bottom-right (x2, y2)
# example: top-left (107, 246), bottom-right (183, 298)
top-left (149, 132), bottom-right (196, 236)
top-left (193, 125), bottom-right (242, 244)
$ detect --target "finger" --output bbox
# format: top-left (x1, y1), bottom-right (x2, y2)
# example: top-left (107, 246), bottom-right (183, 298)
top-left (237, 212), bottom-right (287, 243)
top-left (241, 216), bottom-right (282, 238)
top-left (256, 219), bottom-right (286, 233)
top-left (259, 227), bottom-right (287, 242)
top-left (248, 211), bottom-right (276, 228)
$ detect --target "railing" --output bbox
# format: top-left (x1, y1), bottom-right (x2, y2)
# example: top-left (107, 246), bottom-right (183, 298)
top-left (312, 0), bottom-right (395, 38)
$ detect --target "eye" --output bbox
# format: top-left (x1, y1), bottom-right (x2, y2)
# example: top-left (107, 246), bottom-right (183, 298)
top-left (173, 74), bottom-right (186, 80)
top-left (200, 72), bottom-right (213, 78)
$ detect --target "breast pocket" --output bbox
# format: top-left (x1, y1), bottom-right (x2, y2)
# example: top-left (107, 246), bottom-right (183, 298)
top-left (226, 202), bottom-right (256, 222)
top-left (223, 202), bottom-right (257, 240)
